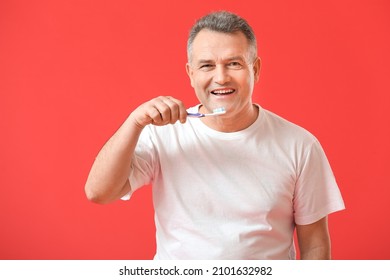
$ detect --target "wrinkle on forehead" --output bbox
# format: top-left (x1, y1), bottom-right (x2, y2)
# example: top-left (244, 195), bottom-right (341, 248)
top-left (189, 30), bottom-right (254, 65)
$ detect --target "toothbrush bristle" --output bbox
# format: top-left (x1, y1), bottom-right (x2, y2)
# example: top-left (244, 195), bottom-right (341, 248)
top-left (212, 107), bottom-right (226, 114)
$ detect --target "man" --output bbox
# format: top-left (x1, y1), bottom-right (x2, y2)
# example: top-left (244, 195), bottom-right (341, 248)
top-left (85, 11), bottom-right (345, 259)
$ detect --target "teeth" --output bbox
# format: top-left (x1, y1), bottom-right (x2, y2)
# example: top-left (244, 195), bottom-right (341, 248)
top-left (212, 89), bottom-right (234, 94)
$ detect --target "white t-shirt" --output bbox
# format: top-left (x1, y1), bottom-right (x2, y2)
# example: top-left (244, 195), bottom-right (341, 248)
top-left (125, 105), bottom-right (345, 259)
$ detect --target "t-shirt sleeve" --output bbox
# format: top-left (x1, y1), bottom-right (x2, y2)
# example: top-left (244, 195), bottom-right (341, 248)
top-left (293, 139), bottom-right (345, 225)
top-left (121, 126), bottom-right (159, 200)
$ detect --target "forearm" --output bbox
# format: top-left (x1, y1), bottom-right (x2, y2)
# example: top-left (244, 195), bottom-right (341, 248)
top-left (85, 115), bottom-right (143, 204)
top-left (85, 96), bottom-right (187, 204)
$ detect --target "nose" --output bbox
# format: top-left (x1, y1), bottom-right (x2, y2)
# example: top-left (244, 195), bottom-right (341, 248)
top-left (213, 65), bottom-right (231, 85)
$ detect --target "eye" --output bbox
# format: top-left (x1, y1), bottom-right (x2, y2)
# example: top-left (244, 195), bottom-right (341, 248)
top-left (227, 61), bottom-right (243, 69)
top-left (199, 64), bottom-right (214, 71)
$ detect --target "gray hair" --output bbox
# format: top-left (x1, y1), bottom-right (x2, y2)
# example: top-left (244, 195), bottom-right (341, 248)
top-left (187, 11), bottom-right (257, 63)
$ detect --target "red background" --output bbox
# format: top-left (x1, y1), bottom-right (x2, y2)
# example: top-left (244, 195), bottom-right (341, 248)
top-left (1, 0), bottom-right (389, 259)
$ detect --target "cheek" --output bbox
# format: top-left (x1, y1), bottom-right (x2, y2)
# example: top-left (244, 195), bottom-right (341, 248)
top-left (192, 74), bottom-right (209, 90)
top-left (242, 72), bottom-right (255, 89)
top-left (247, 76), bottom-right (255, 89)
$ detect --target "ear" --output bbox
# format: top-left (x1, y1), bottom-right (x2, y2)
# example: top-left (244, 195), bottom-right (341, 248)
top-left (186, 63), bottom-right (195, 88)
top-left (253, 57), bottom-right (261, 83)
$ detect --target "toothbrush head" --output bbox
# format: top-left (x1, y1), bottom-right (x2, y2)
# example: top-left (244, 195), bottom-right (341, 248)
top-left (212, 107), bottom-right (226, 115)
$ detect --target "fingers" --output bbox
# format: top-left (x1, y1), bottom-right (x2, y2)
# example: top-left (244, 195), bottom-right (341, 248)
top-left (162, 96), bottom-right (188, 124)
top-left (132, 96), bottom-right (187, 128)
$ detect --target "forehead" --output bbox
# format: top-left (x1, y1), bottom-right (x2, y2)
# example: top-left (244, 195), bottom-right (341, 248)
top-left (191, 29), bottom-right (251, 62)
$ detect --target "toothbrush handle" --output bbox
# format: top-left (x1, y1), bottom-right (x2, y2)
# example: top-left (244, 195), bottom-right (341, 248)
top-left (187, 112), bottom-right (205, 118)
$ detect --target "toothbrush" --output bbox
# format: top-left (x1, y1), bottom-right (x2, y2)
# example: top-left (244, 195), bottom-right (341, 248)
top-left (187, 107), bottom-right (226, 118)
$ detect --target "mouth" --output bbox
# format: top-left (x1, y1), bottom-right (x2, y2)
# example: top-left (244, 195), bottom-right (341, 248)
top-left (210, 88), bottom-right (235, 96)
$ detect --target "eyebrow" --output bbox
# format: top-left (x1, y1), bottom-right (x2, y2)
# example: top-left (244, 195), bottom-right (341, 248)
top-left (197, 59), bottom-right (214, 65)
top-left (196, 56), bottom-right (246, 64)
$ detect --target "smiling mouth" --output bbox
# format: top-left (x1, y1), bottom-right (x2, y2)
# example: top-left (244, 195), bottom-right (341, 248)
top-left (210, 89), bottom-right (235, 96)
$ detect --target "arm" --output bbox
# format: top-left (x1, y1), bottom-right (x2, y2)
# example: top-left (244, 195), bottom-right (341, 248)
top-left (84, 96), bottom-right (187, 204)
top-left (296, 216), bottom-right (331, 260)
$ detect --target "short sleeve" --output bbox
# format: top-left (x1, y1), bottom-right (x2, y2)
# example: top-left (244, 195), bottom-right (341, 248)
top-left (121, 126), bottom-right (159, 200)
top-left (293, 140), bottom-right (345, 225)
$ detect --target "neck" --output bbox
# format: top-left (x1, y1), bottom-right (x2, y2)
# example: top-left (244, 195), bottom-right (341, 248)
top-left (201, 104), bottom-right (259, 132)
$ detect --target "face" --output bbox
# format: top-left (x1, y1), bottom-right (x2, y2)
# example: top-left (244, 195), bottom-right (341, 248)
top-left (186, 29), bottom-right (260, 121)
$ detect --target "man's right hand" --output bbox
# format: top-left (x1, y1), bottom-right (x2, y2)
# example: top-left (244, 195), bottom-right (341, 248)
top-left (129, 96), bottom-right (188, 129)
top-left (85, 96), bottom-right (188, 204)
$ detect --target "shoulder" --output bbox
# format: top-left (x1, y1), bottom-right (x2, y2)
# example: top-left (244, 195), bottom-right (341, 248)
top-left (260, 107), bottom-right (318, 144)
top-left (141, 118), bottom-right (197, 146)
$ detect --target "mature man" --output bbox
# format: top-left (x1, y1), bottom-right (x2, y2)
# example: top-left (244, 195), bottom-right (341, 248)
top-left (85, 11), bottom-right (345, 259)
